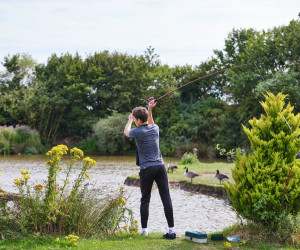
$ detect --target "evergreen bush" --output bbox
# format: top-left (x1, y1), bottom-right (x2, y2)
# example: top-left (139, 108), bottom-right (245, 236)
top-left (225, 93), bottom-right (300, 230)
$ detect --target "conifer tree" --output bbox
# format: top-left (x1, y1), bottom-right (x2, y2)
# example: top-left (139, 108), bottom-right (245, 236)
top-left (225, 92), bottom-right (300, 229)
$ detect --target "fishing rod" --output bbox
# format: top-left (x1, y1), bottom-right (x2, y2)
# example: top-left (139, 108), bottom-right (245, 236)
top-left (283, 116), bottom-right (293, 132)
top-left (145, 63), bottom-right (251, 106)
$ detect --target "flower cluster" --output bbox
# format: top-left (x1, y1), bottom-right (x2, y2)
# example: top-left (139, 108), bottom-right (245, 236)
top-left (65, 234), bottom-right (79, 246)
top-left (13, 177), bottom-right (25, 186)
top-left (123, 220), bottom-right (139, 233)
top-left (0, 125), bottom-right (40, 137)
top-left (46, 145), bottom-right (68, 166)
top-left (83, 157), bottom-right (96, 166)
top-left (13, 169), bottom-right (32, 186)
top-left (129, 219), bottom-right (139, 233)
top-left (70, 147), bottom-right (84, 160)
top-left (15, 124), bottom-right (40, 137)
top-left (34, 184), bottom-right (43, 191)
top-left (224, 242), bottom-right (232, 248)
top-left (21, 169), bottom-right (32, 180)
top-left (0, 187), bottom-right (8, 197)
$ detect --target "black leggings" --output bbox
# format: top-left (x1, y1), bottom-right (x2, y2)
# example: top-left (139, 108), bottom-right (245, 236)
top-left (139, 165), bottom-right (174, 228)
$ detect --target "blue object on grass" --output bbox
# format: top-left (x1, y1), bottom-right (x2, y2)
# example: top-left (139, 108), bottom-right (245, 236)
top-left (226, 236), bottom-right (241, 242)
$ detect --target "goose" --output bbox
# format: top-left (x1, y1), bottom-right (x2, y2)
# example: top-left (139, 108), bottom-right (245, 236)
top-left (167, 165), bottom-right (178, 173)
top-left (184, 167), bottom-right (199, 183)
top-left (215, 170), bottom-right (229, 184)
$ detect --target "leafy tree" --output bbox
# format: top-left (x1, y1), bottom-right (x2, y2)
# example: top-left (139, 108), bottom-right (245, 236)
top-left (225, 93), bottom-right (300, 230)
top-left (35, 53), bottom-right (91, 140)
top-left (165, 97), bottom-right (224, 157)
top-left (0, 54), bottom-right (36, 125)
top-left (255, 71), bottom-right (300, 114)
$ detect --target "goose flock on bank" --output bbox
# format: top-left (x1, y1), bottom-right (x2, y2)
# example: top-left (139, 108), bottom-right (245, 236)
top-left (166, 165), bottom-right (229, 185)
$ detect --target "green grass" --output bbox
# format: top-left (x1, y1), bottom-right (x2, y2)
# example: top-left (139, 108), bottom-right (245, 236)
top-left (129, 162), bottom-right (235, 186)
top-left (0, 232), bottom-right (297, 249)
top-left (168, 162), bottom-right (234, 186)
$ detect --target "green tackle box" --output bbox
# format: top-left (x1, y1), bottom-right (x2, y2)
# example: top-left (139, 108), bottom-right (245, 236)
top-left (185, 231), bottom-right (207, 243)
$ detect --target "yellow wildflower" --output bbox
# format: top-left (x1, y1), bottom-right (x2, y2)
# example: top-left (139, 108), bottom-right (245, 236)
top-left (55, 237), bottom-right (60, 242)
top-left (24, 175), bottom-right (30, 180)
top-left (27, 187), bottom-right (30, 190)
top-left (225, 242), bottom-right (232, 248)
top-left (35, 184), bottom-right (43, 190)
top-left (21, 169), bottom-right (28, 175)
top-left (13, 178), bottom-right (24, 186)
top-left (3, 193), bottom-right (7, 195)
top-left (21, 170), bottom-right (32, 176)
top-left (46, 145), bottom-right (68, 158)
top-left (85, 172), bottom-right (91, 180)
top-left (70, 147), bottom-right (84, 159)
top-left (0, 187), bottom-right (3, 192)
top-left (134, 220), bottom-right (138, 224)
top-left (121, 198), bottom-right (126, 206)
top-left (65, 234), bottom-right (79, 240)
top-left (120, 186), bottom-right (125, 190)
top-left (0, 193), bottom-right (3, 197)
top-left (83, 157), bottom-right (96, 166)
top-left (65, 234), bottom-right (79, 246)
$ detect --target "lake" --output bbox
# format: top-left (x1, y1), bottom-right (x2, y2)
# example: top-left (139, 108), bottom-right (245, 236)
top-left (0, 155), bottom-right (237, 234)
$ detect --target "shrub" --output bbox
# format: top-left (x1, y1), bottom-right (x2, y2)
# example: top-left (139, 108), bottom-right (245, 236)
top-left (0, 126), bottom-right (15, 154)
top-left (78, 134), bottom-right (98, 154)
top-left (0, 145), bottom-right (137, 238)
top-left (179, 148), bottom-right (200, 165)
top-left (93, 112), bottom-right (133, 154)
top-left (225, 93), bottom-right (300, 231)
top-left (0, 125), bottom-right (43, 155)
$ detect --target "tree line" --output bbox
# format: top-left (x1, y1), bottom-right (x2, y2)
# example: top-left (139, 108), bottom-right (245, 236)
top-left (0, 15), bottom-right (299, 157)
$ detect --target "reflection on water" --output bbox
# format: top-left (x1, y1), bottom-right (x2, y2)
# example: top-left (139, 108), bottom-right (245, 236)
top-left (0, 155), bottom-right (237, 234)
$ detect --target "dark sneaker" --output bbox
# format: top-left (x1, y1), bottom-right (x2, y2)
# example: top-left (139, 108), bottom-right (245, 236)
top-left (163, 233), bottom-right (176, 239)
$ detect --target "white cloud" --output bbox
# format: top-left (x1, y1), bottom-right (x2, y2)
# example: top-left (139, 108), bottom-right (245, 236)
top-left (0, 0), bottom-right (299, 67)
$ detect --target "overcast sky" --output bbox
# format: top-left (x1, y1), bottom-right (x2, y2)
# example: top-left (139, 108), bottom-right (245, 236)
top-left (0, 0), bottom-right (299, 67)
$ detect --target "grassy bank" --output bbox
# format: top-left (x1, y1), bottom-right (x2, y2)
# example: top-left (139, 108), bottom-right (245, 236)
top-left (0, 231), bottom-right (297, 249)
top-left (129, 162), bottom-right (235, 186)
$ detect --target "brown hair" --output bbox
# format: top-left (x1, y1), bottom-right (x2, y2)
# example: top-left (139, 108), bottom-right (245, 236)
top-left (132, 107), bottom-right (148, 123)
